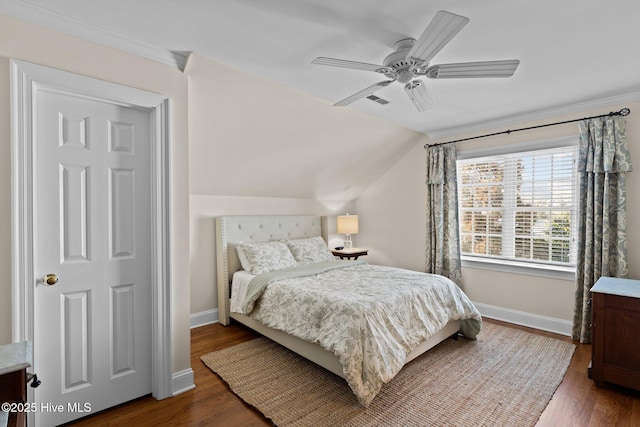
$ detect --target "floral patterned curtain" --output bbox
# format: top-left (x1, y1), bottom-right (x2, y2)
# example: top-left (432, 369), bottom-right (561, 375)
top-left (425, 144), bottom-right (462, 284)
top-left (573, 116), bottom-right (633, 343)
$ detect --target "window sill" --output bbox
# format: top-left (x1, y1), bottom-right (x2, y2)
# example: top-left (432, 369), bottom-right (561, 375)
top-left (461, 256), bottom-right (576, 281)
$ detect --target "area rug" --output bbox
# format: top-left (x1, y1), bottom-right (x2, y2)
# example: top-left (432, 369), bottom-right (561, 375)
top-left (201, 322), bottom-right (575, 427)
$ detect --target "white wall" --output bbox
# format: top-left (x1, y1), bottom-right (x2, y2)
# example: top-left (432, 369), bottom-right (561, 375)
top-left (186, 53), bottom-right (422, 200)
top-left (0, 14), bottom-right (192, 375)
top-left (355, 141), bottom-right (429, 271)
top-left (357, 100), bottom-right (640, 328)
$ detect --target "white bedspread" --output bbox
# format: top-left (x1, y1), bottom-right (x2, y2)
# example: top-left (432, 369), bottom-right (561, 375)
top-left (237, 262), bottom-right (482, 406)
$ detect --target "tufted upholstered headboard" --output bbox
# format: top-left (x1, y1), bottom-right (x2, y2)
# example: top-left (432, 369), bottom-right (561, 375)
top-left (215, 215), bottom-right (329, 325)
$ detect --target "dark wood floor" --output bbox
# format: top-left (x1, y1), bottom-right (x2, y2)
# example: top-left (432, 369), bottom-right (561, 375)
top-left (68, 318), bottom-right (640, 426)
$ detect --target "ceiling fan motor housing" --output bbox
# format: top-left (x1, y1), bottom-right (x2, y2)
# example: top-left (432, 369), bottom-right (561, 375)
top-left (382, 38), bottom-right (421, 83)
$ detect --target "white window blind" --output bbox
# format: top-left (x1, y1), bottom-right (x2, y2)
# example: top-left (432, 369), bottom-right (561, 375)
top-left (457, 145), bottom-right (578, 267)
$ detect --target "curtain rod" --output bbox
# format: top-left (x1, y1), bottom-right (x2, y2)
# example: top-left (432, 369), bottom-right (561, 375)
top-left (424, 107), bottom-right (631, 149)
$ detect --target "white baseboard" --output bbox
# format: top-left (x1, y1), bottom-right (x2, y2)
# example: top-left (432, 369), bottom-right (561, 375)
top-left (473, 302), bottom-right (572, 336)
top-left (172, 369), bottom-right (195, 396)
top-left (190, 309), bottom-right (219, 329)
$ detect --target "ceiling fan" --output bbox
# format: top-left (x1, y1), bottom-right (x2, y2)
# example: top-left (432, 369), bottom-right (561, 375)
top-left (311, 10), bottom-right (520, 112)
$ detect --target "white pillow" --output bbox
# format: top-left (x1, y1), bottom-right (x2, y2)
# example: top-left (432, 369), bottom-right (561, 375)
top-left (236, 241), bottom-right (298, 275)
top-left (285, 236), bottom-right (334, 264)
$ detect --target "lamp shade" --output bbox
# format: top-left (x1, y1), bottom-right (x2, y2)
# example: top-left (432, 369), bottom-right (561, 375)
top-left (337, 214), bottom-right (359, 235)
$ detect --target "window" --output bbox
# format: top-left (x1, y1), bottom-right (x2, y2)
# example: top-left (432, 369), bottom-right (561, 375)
top-left (457, 144), bottom-right (578, 271)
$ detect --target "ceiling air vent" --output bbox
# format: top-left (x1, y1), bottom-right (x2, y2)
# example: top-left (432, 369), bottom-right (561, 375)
top-left (366, 95), bottom-right (390, 105)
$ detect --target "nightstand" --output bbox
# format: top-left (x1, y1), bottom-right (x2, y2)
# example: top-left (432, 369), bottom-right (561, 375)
top-left (331, 248), bottom-right (368, 260)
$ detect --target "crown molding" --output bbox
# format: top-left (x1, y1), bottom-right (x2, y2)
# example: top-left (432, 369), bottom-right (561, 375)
top-left (427, 88), bottom-right (640, 140)
top-left (0, 0), bottom-right (190, 70)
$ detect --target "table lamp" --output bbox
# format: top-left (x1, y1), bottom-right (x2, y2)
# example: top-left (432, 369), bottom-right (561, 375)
top-left (337, 213), bottom-right (358, 249)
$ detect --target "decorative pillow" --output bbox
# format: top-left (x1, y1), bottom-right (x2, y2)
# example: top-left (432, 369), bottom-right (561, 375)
top-left (285, 236), bottom-right (334, 264)
top-left (235, 245), bottom-right (251, 272)
top-left (237, 241), bottom-right (297, 275)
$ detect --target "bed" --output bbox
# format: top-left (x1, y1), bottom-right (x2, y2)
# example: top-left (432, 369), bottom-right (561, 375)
top-left (215, 215), bottom-right (481, 406)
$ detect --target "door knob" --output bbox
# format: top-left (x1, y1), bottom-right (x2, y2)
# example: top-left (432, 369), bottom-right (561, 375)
top-left (43, 274), bottom-right (58, 286)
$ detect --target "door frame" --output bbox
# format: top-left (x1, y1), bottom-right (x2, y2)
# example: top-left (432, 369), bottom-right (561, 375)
top-left (10, 60), bottom-right (173, 405)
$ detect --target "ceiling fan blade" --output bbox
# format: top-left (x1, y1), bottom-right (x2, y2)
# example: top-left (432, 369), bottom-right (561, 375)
top-left (334, 80), bottom-right (393, 106)
top-left (406, 10), bottom-right (469, 65)
top-left (425, 60), bottom-right (520, 78)
top-left (404, 80), bottom-right (435, 112)
top-left (311, 57), bottom-right (383, 72)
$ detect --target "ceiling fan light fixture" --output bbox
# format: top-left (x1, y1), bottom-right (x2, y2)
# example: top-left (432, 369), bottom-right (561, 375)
top-left (404, 80), bottom-right (434, 112)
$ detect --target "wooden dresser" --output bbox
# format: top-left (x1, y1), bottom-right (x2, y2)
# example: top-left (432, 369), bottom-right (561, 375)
top-left (589, 277), bottom-right (640, 391)
top-left (0, 342), bottom-right (32, 427)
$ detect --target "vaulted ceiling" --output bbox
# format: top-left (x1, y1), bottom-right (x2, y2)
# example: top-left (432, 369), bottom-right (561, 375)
top-left (2, 0), bottom-right (640, 139)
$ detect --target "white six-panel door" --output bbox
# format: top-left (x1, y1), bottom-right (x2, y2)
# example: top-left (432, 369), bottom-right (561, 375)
top-left (34, 89), bottom-right (152, 426)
